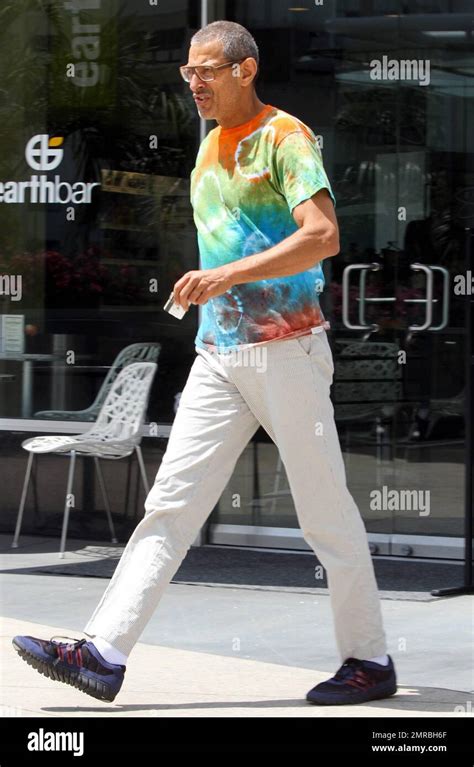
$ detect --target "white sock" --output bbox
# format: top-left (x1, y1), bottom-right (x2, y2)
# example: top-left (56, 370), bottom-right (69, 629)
top-left (366, 654), bottom-right (389, 666)
top-left (88, 635), bottom-right (128, 667)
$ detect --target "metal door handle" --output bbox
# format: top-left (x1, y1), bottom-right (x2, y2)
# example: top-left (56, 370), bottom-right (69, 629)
top-left (428, 265), bottom-right (449, 331)
top-left (342, 262), bottom-right (450, 333)
top-left (402, 264), bottom-right (449, 331)
top-left (404, 264), bottom-right (433, 331)
top-left (342, 262), bottom-right (384, 331)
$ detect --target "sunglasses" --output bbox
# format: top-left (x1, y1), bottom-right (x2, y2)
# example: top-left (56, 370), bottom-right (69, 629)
top-left (179, 59), bottom-right (246, 83)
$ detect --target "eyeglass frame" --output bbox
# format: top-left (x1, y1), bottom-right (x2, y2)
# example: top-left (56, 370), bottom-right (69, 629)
top-left (179, 58), bottom-right (247, 83)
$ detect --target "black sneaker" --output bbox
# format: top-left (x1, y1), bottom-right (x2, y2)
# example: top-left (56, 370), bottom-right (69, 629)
top-left (306, 655), bottom-right (397, 705)
top-left (12, 634), bottom-right (126, 702)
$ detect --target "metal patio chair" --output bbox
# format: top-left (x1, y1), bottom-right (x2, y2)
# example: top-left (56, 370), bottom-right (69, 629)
top-left (12, 361), bottom-right (157, 558)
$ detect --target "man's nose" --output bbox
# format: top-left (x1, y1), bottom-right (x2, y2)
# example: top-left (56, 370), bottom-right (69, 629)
top-left (189, 71), bottom-right (205, 90)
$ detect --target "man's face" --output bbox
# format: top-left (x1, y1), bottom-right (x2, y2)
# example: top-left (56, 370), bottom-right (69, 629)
top-left (185, 40), bottom-right (244, 122)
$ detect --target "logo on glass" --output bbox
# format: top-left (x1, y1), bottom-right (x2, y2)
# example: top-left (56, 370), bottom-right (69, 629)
top-left (25, 135), bottom-right (64, 171)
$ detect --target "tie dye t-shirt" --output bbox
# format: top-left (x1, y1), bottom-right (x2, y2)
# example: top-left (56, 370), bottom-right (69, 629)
top-left (190, 103), bottom-right (336, 353)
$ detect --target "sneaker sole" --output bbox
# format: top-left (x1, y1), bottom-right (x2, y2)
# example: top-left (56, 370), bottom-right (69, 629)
top-left (306, 682), bottom-right (398, 705)
top-left (12, 638), bottom-right (120, 702)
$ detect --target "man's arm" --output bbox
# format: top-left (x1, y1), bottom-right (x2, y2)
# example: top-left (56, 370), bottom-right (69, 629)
top-left (173, 188), bottom-right (339, 309)
top-left (228, 187), bottom-right (339, 285)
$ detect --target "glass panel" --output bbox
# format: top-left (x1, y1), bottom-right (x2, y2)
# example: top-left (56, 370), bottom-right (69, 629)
top-left (0, 0), bottom-right (200, 425)
top-left (387, 4), bottom-right (469, 540)
top-left (212, 0), bottom-right (472, 547)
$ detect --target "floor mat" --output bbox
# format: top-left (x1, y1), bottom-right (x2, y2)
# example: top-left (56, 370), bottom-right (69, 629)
top-left (14, 545), bottom-right (464, 602)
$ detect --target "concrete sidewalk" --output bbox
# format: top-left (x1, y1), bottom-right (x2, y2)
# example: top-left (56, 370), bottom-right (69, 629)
top-left (1, 616), bottom-right (470, 718)
top-left (0, 534), bottom-right (472, 717)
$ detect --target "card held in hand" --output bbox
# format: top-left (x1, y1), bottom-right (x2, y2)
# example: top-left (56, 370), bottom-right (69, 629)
top-left (163, 291), bottom-right (187, 320)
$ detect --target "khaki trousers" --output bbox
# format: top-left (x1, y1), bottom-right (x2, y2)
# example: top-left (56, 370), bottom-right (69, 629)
top-left (84, 330), bottom-right (387, 661)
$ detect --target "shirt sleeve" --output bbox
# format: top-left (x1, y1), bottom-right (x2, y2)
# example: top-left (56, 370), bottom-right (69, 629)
top-left (271, 130), bottom-right (336, 213)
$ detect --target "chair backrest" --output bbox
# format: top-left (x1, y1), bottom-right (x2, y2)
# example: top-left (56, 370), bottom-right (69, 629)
top-left (88, 343), bottom-right (160, 415)
top-left (86, 362), bottom-right (157, 446)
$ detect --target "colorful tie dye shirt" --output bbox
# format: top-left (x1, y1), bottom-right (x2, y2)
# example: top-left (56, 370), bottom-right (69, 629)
top-left (190, 103), bottom-right (336, 353)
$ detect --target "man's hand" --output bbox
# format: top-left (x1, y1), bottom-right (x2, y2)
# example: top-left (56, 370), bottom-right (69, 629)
top-left (173, 266), bottom-right (234, 310)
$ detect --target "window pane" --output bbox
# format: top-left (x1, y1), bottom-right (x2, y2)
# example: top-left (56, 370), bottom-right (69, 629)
top-left (0, 0), bottom-right (200, 425)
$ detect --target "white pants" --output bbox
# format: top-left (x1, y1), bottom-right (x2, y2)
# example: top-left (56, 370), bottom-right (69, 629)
top-left (83, 330), bottom-right (388, 661)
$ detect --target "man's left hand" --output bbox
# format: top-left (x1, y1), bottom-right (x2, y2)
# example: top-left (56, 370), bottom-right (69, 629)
top-left (173, 266), bottom-right (234, 310)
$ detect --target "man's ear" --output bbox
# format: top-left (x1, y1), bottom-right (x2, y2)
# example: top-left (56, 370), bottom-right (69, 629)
top-left (239, 57), bottom-right (258, 87)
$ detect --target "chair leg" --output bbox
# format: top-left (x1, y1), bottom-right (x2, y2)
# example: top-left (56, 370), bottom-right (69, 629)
top-left (31, 454), bottom-right (46, 528)
top-left (136, 445), bottom-right (149, 495)
top-left (124, 453), bottom-right (133, 518)
top-left (12, 452), bottom-right (35, 548)
top-left (94, 457), bottom-right (118, 544)
top-left (59, 451), bottom-right (76, 559)
top-left (32, 453), bottom-right (39, 515)
top-left (270, 452), bottom-right (283, 517)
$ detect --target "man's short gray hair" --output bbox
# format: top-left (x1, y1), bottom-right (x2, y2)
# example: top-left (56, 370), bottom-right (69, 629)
top-left (190, 20), bottom-right (259, 70)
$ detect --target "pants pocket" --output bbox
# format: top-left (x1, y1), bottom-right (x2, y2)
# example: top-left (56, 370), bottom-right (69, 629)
top-left (295, 334), bottom-right (313, 355)
top-left (296, 331), bottom-right (334, 379)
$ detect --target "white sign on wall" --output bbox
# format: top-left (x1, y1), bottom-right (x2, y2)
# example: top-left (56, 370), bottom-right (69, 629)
top-left (0, 315), bottom-right (25, 354)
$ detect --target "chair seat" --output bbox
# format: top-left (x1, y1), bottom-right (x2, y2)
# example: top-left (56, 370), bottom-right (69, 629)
top-left (21, 434), bottom-right (135, 459)
top-left (34, 410), bottom-right (97, 421)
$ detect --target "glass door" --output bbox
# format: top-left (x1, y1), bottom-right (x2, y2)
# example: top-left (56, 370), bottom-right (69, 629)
top-left (325, 7), bottom-right (471, 558)
top-left (208, 0), bottom-right (472, 559)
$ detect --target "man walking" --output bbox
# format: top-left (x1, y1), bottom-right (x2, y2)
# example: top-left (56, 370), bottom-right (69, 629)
top-left (13, 21), bottom-right (397, 706)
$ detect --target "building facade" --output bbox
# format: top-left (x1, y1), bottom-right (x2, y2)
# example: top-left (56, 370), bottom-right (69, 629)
top-left (0, 0), bottom-right (472, 570)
